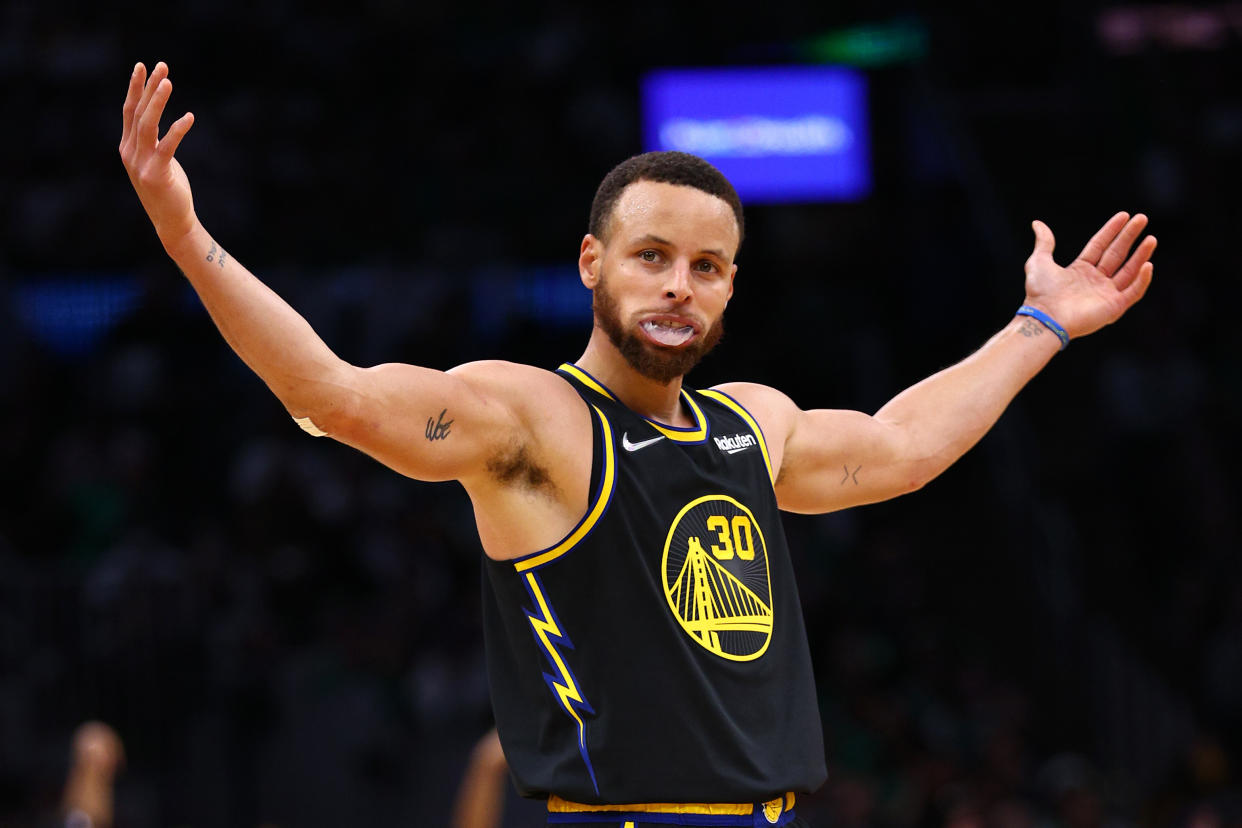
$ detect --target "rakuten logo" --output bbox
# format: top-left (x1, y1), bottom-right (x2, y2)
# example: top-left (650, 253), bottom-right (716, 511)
top-left (714, 434), bottom-right (758, 455)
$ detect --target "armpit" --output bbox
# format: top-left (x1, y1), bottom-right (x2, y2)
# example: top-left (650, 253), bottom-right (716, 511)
top-left (486, 443), bottom-right (559, 497)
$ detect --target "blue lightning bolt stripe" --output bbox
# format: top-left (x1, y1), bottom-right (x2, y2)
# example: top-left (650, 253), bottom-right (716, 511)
top-left (523, 571), bottom-right (600, 795)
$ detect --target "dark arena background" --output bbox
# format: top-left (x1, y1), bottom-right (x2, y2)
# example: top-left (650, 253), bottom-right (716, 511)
top-left (3, 1), bottom-right (1241, 826)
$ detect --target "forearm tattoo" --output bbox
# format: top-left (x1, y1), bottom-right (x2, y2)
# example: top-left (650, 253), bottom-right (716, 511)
top-left (841, 464), bottom-right (861, 486)
top-left (1018, 318), bottom-right (1044, 339)
top-left (425, 408), bottom-right (454, 441)
top-left (205, 240), bottom-right (227, 269)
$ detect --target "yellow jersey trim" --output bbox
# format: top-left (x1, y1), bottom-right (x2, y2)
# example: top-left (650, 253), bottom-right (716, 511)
top-left (558, 363), bottom-right (709, 443)
top-left (558, 363), bottom-right (615, 400)
top-left (699, 389), bottom-right (774, 484)
top-left (646, 391), bottom-right (708, 441)
top-left (548, 792), bottom-right (795, 816)
top-left (513, 405), bottom-right (616, 573)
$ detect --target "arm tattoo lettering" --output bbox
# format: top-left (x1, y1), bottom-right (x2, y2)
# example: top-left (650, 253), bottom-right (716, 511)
top-left (425, 408), bottom-right (454, 441)
top-left (205, 241), bottom-right (228, 268)
top-left (1018, 318), bottom-right (1044, 339)
top-left (841, 464), bottom-right (861, 485)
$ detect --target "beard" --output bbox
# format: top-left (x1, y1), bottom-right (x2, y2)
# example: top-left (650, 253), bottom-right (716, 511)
top-left (592, 274), bottom-right (725, 385)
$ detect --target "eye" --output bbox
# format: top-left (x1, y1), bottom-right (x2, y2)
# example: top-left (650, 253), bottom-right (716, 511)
top-left (639, 249), bottom-right (660, 263)
top-left (695, 259), bottom-right (720, 274)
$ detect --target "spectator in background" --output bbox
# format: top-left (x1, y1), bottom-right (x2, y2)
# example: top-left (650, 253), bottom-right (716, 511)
top-left (61, 722), bottom-right (123, 828)
top-left (452, 729), bottom-right (509, 828)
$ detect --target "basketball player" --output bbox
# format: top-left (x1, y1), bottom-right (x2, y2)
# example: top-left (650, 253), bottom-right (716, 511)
top-left (120, 61), bottom-right (1155, 827)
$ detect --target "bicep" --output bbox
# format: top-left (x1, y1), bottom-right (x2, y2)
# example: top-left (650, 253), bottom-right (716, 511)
top-left (775, 407), bottom-right (925, 514)
top-left (318, 360), bottom-right (521, 483)
top-left (713, 382), bottom-right (927, 514)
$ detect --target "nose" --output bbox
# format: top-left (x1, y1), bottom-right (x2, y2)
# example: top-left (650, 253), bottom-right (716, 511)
top-left (661, 258), bottom-right (693, 302)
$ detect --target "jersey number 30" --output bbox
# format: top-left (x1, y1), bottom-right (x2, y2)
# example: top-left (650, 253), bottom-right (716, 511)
top-left (705, 515), bottom-right (755, 561)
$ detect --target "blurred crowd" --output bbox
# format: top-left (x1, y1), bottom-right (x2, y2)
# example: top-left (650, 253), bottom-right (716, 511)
top-left (3, 1), bottom-right (1242, 826)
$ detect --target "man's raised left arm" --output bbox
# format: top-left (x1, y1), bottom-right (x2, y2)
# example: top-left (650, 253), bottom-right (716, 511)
top-left (718, 212), bottom-right (1156, 514)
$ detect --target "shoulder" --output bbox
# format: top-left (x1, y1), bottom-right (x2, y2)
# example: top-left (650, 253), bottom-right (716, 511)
top-left (707, 381), bottom-right (799, 434)
top-left (706, 382), bottom-right (800, 480)
top-left (447, 360), bottom-right (582, 415)
top-left (447, 359), bottom-right (563, 385)
top-left (448, 359), bottom-right (593, 461)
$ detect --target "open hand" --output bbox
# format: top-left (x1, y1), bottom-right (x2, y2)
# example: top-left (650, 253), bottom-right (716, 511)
top-left (119, 61), bottom-right (197, 246)
top-left (1023, 212), bottom-right (1156, 340)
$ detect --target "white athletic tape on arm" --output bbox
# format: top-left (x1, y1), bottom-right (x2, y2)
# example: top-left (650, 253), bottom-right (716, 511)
top-left (293, 415), bottom-right (329, 437)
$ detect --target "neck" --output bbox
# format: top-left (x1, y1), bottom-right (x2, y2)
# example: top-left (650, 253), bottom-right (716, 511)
top-left (576, 327), bottom-right (690, 425)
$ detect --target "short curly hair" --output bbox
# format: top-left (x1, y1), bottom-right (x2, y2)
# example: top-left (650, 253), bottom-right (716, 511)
top-left (588, 151), bottom-right (744, 249)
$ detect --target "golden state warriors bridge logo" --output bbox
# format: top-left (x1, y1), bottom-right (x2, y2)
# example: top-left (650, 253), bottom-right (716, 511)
top-left (662, 495), bottom-right (773, 661)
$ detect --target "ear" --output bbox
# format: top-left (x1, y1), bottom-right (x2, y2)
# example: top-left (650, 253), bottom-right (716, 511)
top-left (579, 234), bottom-right (603, 289)
top-left (726, 263), bottom-right (737, 302)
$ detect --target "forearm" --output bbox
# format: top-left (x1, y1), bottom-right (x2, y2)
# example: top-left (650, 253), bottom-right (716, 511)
top-left (163, 219), bottom-right (351, 419)
top-left (875, 314), bottom-right (1060, 481)
top-left (775, 212), bottom-right (1153, 513)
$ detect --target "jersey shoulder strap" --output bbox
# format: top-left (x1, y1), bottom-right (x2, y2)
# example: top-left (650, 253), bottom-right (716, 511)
top-left (696, 387), bottom-right (776, 485)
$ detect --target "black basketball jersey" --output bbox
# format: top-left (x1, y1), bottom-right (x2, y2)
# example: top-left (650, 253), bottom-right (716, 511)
top-left (482, 363), bottom-right (827, 804)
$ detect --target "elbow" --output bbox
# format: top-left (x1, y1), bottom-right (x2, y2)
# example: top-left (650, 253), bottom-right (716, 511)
top-left (902, 458), bottom-right (942, 494)
top-left (287, 395), bottom-right (360, 440)
top-left (281, 365), bottom-right (364, 439)
top-left (291, 413), bottom-right (331, 437)
top-left (900, 474), bottom-right (929, 496)
top-left (889, 430), bottom-right (954, 495)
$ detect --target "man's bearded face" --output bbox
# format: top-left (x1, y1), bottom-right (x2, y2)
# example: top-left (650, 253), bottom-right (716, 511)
top-left (592, 271), bottom-right (725, 385)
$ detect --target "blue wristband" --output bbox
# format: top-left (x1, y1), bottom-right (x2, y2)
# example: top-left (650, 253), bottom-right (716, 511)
top-left (1015, 305), bottom-right (1069, 350)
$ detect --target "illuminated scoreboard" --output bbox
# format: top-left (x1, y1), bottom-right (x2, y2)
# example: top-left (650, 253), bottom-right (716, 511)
top-left (642, 66), bottom-right (871, 204)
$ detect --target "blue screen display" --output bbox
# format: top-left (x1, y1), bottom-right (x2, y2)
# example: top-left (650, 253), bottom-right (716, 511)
top-left (642, 66), bottom-right (871, 204)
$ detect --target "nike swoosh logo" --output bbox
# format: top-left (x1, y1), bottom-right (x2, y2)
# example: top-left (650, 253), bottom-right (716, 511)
top-left (621, 432), bottom-right (666, 452)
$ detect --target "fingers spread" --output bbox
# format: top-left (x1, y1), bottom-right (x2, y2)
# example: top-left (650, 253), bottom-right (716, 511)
top-left (1111, 235), bottom-right (1157, 291)
top-left (1076, 211), bottom-right (1130, 265)
top-left (1096, 213), bottom-right (1149, 276)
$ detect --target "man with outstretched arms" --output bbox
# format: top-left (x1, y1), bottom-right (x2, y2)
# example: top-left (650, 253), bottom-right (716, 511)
top-left (121, 62), bottom-right (1155, 827)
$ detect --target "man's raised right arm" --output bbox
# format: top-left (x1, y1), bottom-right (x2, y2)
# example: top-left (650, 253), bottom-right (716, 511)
top-left (119, 61), bottom-right (514, 483)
